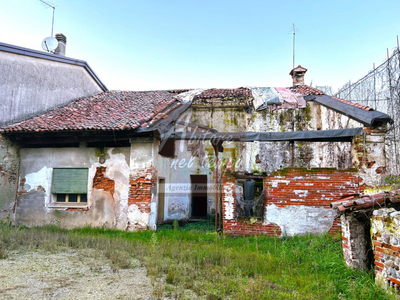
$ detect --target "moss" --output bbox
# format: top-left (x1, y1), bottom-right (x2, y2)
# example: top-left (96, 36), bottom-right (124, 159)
top-left (305, 103), bottom-right (312, 122)
top-left (223, 110), bottom-right (239, 127)
top-left (271, 167), bottom-right (359, 177)
top-left (95, 147), bottom-right (106, 158)
top-left (280, 125), bottom-right (285, 132)
top-left (381, 175), bottom-right (400, 186)
top-left (279, 113), bottom-right (286, 125)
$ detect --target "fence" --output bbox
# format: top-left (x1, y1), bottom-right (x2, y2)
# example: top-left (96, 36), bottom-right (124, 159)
top-left (335, 43), bottom-right (400, 175)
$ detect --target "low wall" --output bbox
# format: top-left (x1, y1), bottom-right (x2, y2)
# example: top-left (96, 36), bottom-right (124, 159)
top-left (371, 208), bottom-right (400, 290)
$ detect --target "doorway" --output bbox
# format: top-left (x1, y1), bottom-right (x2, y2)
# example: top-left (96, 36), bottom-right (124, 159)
top-left (191, 175), bottom-right (207, 218)
top-left (157, 178), bottom-right (165, 222)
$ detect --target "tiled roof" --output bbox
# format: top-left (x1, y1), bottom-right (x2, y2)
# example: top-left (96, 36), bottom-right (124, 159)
top-left (291, 85), bottom-right (324, 96)
top-left (330, 189), bottom-right (400, 212)
top-left (194, 88), bottom-right (252, 100)
top-left (2, 90), bottom-right (180, 133)
top-left (291, 85), bottom-right (373, 111)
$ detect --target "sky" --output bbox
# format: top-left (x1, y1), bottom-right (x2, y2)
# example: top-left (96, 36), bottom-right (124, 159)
top-left (1, 0), bottom-right (400, 92)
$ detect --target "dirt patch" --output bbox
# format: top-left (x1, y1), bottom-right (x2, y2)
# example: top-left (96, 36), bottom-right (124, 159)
top-left (0, 249), bottom-right (165, 299)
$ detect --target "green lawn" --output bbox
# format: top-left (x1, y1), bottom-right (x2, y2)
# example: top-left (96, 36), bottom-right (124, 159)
top-left (0, 220), bottom-right (395, 299)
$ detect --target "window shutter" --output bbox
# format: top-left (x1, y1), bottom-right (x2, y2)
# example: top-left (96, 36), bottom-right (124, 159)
top-left (51, 168), bottom-right (88, 194)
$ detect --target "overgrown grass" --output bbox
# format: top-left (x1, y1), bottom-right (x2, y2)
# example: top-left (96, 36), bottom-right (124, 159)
top-left (0, 221), bottom-right (395, 299)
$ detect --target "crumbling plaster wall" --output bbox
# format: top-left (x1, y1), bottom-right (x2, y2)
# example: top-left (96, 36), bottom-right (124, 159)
top-left (15, 146), bottom-right (130, 229)
top-left (153, 97), bottom-right (385, 230)
top-left (248, 101), bottom-right (363, 175)
top-left (0, 51), bottom-right (103, 126)
top-left (0, 134), bottom-right (19, 220)
top-left (128, 137), bottom-right (159, 230)
top-left (352, 128), bottom-right (387, 188)
top-left (151, 108), bottom-right (248, 222)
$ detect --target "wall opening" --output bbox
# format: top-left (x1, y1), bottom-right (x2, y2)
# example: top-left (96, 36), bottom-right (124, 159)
top-left (157, 178), bottom-right (165, 222)
top-left (236, 178), bottom-right (264, 218)
top-left (191, 175), bottom-right (207, 218)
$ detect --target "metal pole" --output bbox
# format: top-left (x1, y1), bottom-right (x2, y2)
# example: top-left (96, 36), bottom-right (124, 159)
top-left (373, 63), bottom-right (376, 110)
top-left (213, 144), bottom-right (218, 232)
top-left (292, 23), bottom-right (295, 69)
top-left (387, 48), bottom-right (399, 173)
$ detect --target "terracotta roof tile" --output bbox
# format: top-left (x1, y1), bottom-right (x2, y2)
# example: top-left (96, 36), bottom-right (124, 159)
top-left (291, 85), bottom-right (373, 111)
top-left (331, 189), bottom-right (400, 212)
top-left (290, 85), bottom-right (325, 96)
top-left (194, 88), bottom-right (252, 100)
top-left (2, 90), bottom-right (179, 133)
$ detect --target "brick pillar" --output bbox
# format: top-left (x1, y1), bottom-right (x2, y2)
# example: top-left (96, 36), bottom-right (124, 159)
top-left (222, 171), bottom-right (236, 234)
top-left (341, 212), bottom-right (370, 270)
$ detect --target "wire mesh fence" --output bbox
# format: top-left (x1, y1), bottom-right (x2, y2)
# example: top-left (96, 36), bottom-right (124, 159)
top-left (335, 45), bottom-right (400, 174)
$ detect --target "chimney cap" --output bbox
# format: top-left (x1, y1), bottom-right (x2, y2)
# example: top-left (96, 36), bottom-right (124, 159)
top-left (289, 65), bottom-right (307, 76)
top-left (55, 33), bottom-right (67, 44)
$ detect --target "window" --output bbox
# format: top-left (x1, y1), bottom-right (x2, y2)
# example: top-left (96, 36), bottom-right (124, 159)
top-left (52, 168), bottom-right (88, 204)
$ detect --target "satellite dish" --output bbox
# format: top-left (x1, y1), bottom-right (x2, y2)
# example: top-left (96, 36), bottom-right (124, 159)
top-left (41, 36), bottom-right (58, 52)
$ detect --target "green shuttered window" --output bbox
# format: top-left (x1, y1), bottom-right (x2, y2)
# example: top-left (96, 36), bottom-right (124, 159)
top-left (52, 168), bottom-right (88, 194)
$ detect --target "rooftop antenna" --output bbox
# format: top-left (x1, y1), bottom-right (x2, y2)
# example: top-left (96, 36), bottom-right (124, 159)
top-left (39, 0), bottom-right (58, 52)
top-left (292, 23), bottom-right (296, 69)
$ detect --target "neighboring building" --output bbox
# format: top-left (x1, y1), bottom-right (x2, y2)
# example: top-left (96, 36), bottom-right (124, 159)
top-left (1, 66), bottom-right (392, 235)
top-left (0, 37), bottom-right (107, 220)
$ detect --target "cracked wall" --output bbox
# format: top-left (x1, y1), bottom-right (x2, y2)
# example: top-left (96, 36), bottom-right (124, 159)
top-left (0, 134), bottom-right (19, 221)
top-left (14, 146), bottom-right (130, 229)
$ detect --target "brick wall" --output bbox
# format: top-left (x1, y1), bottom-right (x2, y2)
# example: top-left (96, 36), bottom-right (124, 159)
top-left (222, 168), bottom-right (362, 236)
top-left (371, 208), bottom-right (400, 290)
top-left (340, 212), bottom-right (370, 270)
top-left (265, 168), bottom-right (362, 234)
top-left (222, 171), bottom-right (282, 236)
top-left (93, 167), bottom-right (115, 195)
top-left (128, 168), bottom-right (156, 214)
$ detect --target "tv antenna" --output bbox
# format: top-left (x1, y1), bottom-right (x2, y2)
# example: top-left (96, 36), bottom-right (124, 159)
top-left (292, 23), bottom-right (296, 69)
top-left (39, 0), bottom-right (57, 52)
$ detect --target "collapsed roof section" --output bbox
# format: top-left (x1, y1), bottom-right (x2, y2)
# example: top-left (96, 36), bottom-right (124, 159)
top-left (292, 85), bottom-right (391, 127)
top-left (331, 189), bottom-right (400, 216)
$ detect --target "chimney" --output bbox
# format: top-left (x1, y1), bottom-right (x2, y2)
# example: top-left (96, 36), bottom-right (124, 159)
top-left (54, 33), bottom-right (67, 56)
top-left (290, 65), bottom-right (307, 86)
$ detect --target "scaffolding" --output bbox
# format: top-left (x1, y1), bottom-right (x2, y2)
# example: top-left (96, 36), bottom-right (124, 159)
top-left (335, 41), bottom-right (400, 174)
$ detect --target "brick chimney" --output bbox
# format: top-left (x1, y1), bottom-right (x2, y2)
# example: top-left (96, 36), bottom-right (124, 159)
top-left (54, 33), bottom-right (66, 56)
top-left (290, 65), bottom-right (307, 86)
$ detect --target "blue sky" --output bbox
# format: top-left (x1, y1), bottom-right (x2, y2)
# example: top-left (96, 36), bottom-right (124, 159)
top-left (1, 0), bottom-right (400, 92)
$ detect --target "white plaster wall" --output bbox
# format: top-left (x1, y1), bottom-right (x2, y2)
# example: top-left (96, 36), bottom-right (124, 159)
top-left (263, 204), bottom-right (337, 236)
top-left (16, 146), bottom-right (130, 228)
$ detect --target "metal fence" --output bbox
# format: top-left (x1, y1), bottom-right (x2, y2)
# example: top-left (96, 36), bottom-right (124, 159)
top-left (335, 44), bottom-right (400, 174)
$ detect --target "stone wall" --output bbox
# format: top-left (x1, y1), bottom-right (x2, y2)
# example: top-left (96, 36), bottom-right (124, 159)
top-left (340, 212), bottom-right (371, 270)
top-left (371, 208), bottom-right (400, 290)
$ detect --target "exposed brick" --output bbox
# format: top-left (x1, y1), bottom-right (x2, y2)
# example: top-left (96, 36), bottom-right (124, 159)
top-left (93, 167), bottom-right (115, 195)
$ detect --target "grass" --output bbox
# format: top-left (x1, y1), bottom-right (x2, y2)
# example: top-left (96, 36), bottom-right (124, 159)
top-left (0, 220), bottom-right (396, 299)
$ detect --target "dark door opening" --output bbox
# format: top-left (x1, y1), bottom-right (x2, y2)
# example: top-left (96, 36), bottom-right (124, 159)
top-left (191, 175), bottom-right (207, 218)
top-left (157, 178), bottom-right (165, 222)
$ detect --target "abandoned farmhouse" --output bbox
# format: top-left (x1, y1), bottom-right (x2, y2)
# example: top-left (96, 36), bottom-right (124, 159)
top-left (2, 35), bottom-right (400, 288)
